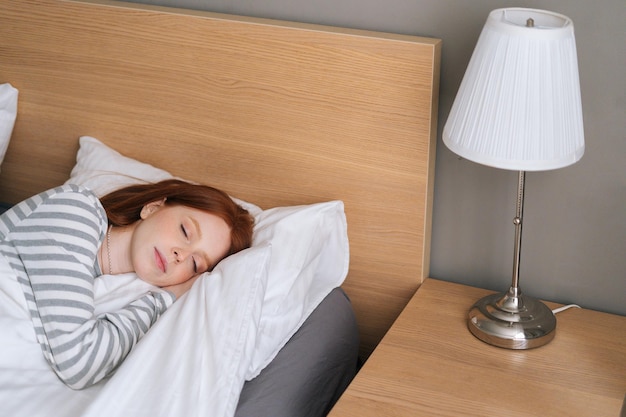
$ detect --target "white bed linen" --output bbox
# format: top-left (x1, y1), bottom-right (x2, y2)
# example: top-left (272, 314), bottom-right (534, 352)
top-left (0, 244), bottom-right (270, 417)
top-left (0, 83), bottom-right (18, 168)
top-left (66, 136), bottom-right (351, 379)
top-left (0, 135), bottom-right (351, 416)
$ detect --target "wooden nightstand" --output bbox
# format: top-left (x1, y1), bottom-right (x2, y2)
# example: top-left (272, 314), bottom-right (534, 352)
top-left (329, 278), bottom-right (626, 417)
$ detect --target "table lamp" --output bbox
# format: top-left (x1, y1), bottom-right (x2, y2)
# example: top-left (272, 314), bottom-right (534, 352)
top-left (443, 8), bottom-right (585, 349)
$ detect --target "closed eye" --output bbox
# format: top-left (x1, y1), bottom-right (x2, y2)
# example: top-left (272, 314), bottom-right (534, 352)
top-left (181, 224), bottom-right (188, 238)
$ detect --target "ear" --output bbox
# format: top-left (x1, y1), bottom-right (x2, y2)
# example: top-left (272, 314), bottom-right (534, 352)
top-left (140, 198), bottom-right (167, 219)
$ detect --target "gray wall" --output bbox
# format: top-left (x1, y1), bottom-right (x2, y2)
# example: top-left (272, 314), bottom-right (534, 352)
top-left (129, 0), bottom-right (626, 316)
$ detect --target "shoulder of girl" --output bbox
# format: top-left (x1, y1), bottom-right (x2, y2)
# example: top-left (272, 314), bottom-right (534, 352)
top-left (45, 184), bottom-right (106, 220)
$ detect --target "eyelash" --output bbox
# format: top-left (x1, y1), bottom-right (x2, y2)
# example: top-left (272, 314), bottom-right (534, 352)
top-left (181, 225), bottom-right (198, 273)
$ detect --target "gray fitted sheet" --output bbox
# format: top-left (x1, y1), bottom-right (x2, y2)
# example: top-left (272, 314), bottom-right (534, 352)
top-left (235, 287), bottom-right (359, 417)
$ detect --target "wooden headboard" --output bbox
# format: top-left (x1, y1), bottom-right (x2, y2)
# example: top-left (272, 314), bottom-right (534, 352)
top-left (0, 0), bottom-right (440, 359)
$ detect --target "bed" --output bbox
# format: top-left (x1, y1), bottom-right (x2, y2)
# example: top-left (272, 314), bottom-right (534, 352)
top-left (0, 0), bottom-right (440, 416)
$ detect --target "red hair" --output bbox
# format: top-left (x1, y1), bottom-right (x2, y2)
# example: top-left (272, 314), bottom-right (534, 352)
top-left (100, 179), bottom-right (254, 259)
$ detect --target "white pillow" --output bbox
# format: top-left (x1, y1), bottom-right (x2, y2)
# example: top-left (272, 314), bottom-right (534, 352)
top-left (0, 83), bottom-right (18, 169)
top-left (67, 136), bottom-right (173, 196)
top-left (66, 136), bottom-right (350, 379)
top-left (246, 200), bottom-right (348, 378)
top-left (84, 244), bottom-right (271, 417)
top-left (68, 136), bottom-right (262, 215)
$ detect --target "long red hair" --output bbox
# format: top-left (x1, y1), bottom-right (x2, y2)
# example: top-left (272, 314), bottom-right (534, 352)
top-left (100, 179), bottom-right (254, 259)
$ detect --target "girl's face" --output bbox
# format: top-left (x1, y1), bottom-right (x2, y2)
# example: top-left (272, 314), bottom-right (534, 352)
top-left (130, 200), bottom-right (231, 287)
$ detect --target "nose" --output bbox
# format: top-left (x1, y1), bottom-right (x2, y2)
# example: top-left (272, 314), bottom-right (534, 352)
top-left (173, 248), bottom-right (187, 263)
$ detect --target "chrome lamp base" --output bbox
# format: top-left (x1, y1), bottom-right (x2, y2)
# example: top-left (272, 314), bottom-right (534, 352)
top-left (468, 286), bottom-right (556, 349)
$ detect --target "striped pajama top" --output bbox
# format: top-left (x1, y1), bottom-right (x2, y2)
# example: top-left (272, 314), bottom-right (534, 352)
top-left (0, 184), bottom-right (175, 390)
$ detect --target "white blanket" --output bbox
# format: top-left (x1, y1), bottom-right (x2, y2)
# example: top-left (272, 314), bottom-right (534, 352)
top-left (0, 197), bottom-right (350, 416)
top-left (0, 245), bottom-right (271, 417)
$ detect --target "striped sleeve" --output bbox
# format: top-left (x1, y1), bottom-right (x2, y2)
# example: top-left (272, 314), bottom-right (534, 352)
top-left (0, 185), bottom-right (175, 389)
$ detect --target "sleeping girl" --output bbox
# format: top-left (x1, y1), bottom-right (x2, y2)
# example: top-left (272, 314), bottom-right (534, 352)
top-left (0, 179), bottom-right (253, 389)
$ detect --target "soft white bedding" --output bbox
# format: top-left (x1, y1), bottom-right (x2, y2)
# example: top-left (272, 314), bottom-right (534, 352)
top-left (0, 136), bottom-right (350, 416)
top-left (0, 83), bottom-right (17, 169)
top-left (66, 136), bottom-right (351, 380)
top-left (0, 245), bottom-right (270, 417)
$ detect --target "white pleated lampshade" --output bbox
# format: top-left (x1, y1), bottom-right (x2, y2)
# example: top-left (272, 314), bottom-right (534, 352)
top-left (443, 8), bottom-right (585, 171)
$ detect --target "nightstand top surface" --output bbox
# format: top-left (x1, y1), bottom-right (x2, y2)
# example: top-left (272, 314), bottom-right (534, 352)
top-left (329, 278), bottom-right (626, 417)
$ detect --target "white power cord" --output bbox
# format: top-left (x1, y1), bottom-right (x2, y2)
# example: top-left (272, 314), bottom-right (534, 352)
top-left (552, 304), bottom-right (581, 314)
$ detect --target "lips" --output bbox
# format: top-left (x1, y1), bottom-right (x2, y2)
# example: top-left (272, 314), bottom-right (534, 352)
top-left (154, 248), bottom-right (167, 273)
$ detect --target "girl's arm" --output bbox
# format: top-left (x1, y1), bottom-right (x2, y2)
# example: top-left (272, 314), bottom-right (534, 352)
top-left (0, 185), bottom-right (175, 389)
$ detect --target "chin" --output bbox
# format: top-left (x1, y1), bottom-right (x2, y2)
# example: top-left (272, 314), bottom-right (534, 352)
top-left (135, 272), bottom-right (159, 287)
